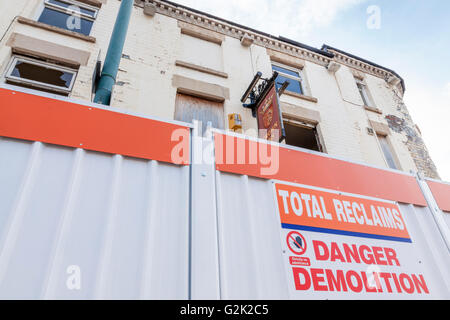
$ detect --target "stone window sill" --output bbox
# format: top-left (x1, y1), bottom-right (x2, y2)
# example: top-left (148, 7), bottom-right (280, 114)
top-left (283, 90), bottom-right (318, 103)
top-left (17, 17), bottom-right (96, 43)
top-left (364, 105), bottom-right (383, 114)
top-left (175, 60), bottom-right (228, 78)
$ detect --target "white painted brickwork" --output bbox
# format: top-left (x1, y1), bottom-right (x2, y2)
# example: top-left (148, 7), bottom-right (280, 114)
top-left (0, 0), bottom-right (438, 177)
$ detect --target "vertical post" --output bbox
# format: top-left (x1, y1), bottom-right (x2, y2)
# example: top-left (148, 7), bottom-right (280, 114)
top-left (190, 120), bottom-right (221, 299)
top-left (94, 0), bottom-right (133, 105)
top-left (416, 173), bottom-right (450, 253)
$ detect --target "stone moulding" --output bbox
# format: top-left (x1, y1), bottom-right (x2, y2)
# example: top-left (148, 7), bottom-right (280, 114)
top-left (135, 0), bottom-right (402, 89)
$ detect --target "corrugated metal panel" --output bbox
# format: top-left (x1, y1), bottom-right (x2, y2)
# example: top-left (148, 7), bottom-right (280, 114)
top-left (0, 137), bottom-right (190, 299)
top-left (396, 204), bottom-right (450, 294)
top-left (213, 169), bottom-right (450, 299)
top-left (444, 212), bottom-right (450, 229)
top-left (1, 129), bottom-right (450, 300)
top-left (214, 172), bottom-right (289, 299)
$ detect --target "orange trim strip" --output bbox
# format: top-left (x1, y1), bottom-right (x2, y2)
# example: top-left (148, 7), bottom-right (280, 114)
top-left (214, 133), bottom-right (426, 206)
top-left (0, 88), bottom-right (190, 165)
top-left (427, 180), bottom-right (450, 212)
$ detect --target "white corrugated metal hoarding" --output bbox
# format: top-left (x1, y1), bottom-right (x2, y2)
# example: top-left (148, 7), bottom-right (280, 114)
top-left (0, 86), bottom-right (449, 299)
top-left (200, 131), bottom-right (450, 300)
top-left (0, 86), bottom-right (192, 299)
top-left (0, 139), bottom-right (190, 299)
top-left (210, 171), bottom-right (450, 300)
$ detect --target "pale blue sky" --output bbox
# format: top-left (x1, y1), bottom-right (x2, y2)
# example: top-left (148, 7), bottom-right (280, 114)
top-left (175, 0), bottom-right (450, 180)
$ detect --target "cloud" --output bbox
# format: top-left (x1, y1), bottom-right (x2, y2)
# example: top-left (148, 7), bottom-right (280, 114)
top-left (173, 0), bottom-right (366, 39)
top-left (404, 82), bottom-right (450, 181)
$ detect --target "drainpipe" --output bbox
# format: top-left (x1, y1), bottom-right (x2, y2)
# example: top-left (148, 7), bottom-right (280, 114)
top-left (94, 0), bottom-right (133, 105)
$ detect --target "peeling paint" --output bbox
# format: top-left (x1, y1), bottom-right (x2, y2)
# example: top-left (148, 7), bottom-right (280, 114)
top-left (386, 112), bottom-right (440, 179)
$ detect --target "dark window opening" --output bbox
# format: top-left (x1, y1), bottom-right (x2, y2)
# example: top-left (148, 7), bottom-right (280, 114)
top-left (11, 61), bottom-right (73, 88)
top-left (284, 121), bottom-right (322, 152)
top-left (6, 57), bottom-right (76, 95)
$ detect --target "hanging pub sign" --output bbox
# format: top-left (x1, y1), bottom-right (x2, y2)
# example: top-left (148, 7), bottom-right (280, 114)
top-left (240, 71), bottom-right (286, 143)
top-left (256, 80), bottom-right (285, 142)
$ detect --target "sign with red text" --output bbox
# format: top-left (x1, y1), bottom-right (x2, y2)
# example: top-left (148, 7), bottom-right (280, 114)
top-left (256, 84), bottom-right (285, 142)
top-left (274, 181), bottom-right (435, 299)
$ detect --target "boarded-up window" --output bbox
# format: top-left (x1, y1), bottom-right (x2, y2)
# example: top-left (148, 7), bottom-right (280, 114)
top-left (174, 93), bottom-right (224, 135)
top-left (179, 34), bottom-right (223, 71)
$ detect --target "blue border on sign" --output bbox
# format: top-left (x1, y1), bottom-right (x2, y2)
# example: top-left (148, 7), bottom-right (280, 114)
top-left (281, 223), bottom-right (412, 243)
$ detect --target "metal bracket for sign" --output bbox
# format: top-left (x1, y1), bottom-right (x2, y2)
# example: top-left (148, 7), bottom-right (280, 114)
top-left (241, 71), bottom-right (288, 118)
top-left (240, 71), bottom-right (287, 143)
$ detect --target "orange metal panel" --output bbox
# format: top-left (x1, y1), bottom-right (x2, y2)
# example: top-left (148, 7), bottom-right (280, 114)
top-left (275, 183), bottom-right (411, 242)
top-left (214, 133), bottom-right (427, 206)
top-left (427, 180), bottom-right (450, 213)
top-left (0, 88), bottom-right (190, 165)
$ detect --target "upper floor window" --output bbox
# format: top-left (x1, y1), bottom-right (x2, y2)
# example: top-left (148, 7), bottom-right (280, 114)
top-left (377, 134), bottom-right (399, 170)
top-left (179, 33), bottom-right (223, 72)
top-left (271, 63), bottom-right (303, 95)
top-left (283, 119), bottom-right (324, 152)
top-left (5, 56), bottom-right (77, 95)
top-left (355, 78), bottom-right (372, 107)
top-left (38, 0), bottom-right (98, 36)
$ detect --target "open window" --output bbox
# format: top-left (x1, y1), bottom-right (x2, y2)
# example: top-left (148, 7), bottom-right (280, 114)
top-left (283, 118), bottom-right (323, 152)
top-left (37, 0), bottom-right (99, 36)
top-left (5, 56), bottom-right (77, 95)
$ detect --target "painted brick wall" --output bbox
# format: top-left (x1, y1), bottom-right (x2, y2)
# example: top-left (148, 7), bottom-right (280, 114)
top-left (0, 0), bottom-right (440, 179)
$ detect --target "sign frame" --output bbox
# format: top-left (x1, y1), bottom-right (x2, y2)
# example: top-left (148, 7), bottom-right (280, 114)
top-left (255, 76), bottom-right (286, 143)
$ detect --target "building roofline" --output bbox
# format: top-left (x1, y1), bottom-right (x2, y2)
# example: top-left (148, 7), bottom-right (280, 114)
top-left (321, 44), bottom-right (406, 92)
top-left (158, 0), bottom-right (334, 59)
top-left (151, 0), bottom-right (405, 91)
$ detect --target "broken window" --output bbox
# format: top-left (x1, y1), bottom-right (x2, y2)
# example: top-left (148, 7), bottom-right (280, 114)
top-left (283, 119), bottom-right (323, 152)
top-left (38, 0), bottom-right (98, 36)
top-left (5, 56), bottom-right (77, 95)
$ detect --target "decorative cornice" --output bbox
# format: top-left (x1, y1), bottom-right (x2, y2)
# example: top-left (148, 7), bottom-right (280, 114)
top-left (136, 0), bottom-right (403, 89)
top-left (138, 0), bottom-right (331, 66)
top-left (327, 49), bottom-right (393, 82)
top-left (324, 47), bottom-right (404, 95)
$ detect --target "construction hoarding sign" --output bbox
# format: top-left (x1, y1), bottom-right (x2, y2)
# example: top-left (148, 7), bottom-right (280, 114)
top-left (274, 181), bottom-right (435, 298)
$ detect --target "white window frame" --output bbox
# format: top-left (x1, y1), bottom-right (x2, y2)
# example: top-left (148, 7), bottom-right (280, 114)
top-left (271, 62), bottom-right (304, 94)
top-left (355, 78), bottom-right (372, 107)
top-left (376, 133), bottom-right (401, 170)
top-left (283, 118), bottom-right (325, 153)
top-left (42, 0), bottom-right (99, 21)
top-left (5, 56), bottom-right (77, 94)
